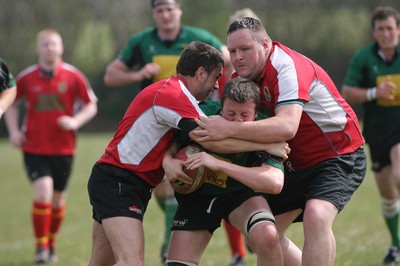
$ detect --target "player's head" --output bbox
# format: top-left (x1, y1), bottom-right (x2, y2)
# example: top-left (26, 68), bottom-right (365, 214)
top-left (151, 0), bottom-right (182, 33)
top-left (36, 28), bottom-right (64, 64)
top-left (220, 77), bottom-right (260, 122)
top-left (227, 17), bottom-right (271, 81)
top-left (371, 6), bottom-right (400, 50)
top-left (177, 41), bottom-right (224, 101)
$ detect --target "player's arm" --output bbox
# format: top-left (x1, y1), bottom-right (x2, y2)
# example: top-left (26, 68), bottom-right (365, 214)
top-left (103, 58), bottom-right (160, 87)
top-left (193, 103), bottom-right (302, 143)
top-left (190, 129), bottom-right (290, 159)
top-left (342, 79), bottom-right (397, 103)
top-left (0, 86), bottom-right (16, 119)
top-left (184, 151), bottom-right (284, 194)
top-left (4, 100), bottom-right (26, 147)
top-left (57, 101), bottom-right (98, 131)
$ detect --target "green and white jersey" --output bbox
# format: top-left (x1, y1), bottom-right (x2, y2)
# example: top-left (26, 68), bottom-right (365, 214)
top-left (119, 25), bottom-right (224, 89)
top-left (0, 58), bottom-right (16, 92)
top-left (343, 42), bottom-right (400, 144)
top-left (191, 100), bottom-right (283, 196)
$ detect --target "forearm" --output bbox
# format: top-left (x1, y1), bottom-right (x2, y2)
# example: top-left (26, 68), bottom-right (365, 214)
top-left (0, 87), bottom-right (17, 118)
top-left (73, 102), bottom-right (97, 128)
top-left (216, 161), bottom-right (283, 194)
top-left (4, 104), bottom-right (20, 134)
top-left (342, 86), bottom-right (369, 103)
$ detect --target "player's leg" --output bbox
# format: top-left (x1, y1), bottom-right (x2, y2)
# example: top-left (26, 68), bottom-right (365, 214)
top-left (87, 220), bottom-right (116, 266)
top-left (302, 199), bottom-right (337, 266)
top-left (154, 177), bottom-right (178, 262)
top-left (222, 220), bottom-right (246, 266)
top-left (302, 147), bottom-right (365, 266)
top-left (32, 176), bottom-right (53, 263)
top-left (167, 230), bottom-right (212, 265)
top-left (372, 143), bottom-right (400, 263)
top-left (275, 210), bottom-right (303, 266)
top-left (48, 155), bottom-right (72, 262)
top-left (229, 196), bottom-right (283, 266)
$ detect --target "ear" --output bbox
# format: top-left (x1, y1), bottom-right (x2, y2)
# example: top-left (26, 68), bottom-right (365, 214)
top-left (195, 66), bottom-right (207, 82)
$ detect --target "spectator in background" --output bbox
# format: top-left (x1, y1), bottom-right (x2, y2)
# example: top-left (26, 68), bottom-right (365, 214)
top-left (0, 58), bottom-right (16, 119)
top-left (103, 0), bottom-right (231, 262)
top-left (4, 28), bottom-right (98, 264)
top-left (342, 6), bottom-right (400, 265)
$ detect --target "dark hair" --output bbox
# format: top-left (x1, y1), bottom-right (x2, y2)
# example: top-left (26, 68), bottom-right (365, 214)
top-left (151, 0), bottom-right (180, 8)
top-left (176, 41), bottom-right (224, 77)
top-left (372, 6), bottom-right (400, 28)
top-left (221, 77), bottom-right (260, 110)
top-left (227, 17), bottom-right (270, 43)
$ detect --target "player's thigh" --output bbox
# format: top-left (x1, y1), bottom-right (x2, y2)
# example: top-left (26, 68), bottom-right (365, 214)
top-left (102, 216), bottom-right (145, 264)
top-left (228, 195), bottom-right (269, 233)
top-left (168, 230), bottom-right (212, 263)
top-left (88, 220), bottom-right (115, 266)
top-left (391, 143), bottom-right (400, 179)
top-left (153, 176), bottom-right (174, 198)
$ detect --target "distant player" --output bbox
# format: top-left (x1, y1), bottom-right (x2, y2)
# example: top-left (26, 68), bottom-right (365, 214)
top-left (4, 28), bottom-right (98, 263)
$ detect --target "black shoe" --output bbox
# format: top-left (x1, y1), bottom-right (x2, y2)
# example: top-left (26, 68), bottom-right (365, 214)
top-left (384, 246), bottom-right (400, 265)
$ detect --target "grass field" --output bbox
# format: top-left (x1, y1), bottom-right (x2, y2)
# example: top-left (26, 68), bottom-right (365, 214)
top-left (0, 132), bottom-right (391, 265)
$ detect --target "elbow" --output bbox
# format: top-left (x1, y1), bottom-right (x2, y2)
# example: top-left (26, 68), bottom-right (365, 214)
top-left (268, 172), bottom-right (284, 194)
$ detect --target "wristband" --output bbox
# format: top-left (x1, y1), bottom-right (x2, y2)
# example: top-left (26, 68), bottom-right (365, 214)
top-left (366, 87), bottom-right (377, 101)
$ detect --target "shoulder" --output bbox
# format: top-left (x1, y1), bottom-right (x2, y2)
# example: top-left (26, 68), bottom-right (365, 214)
top-left (17, 65), bottom-right (38, 80)
top-left (199, 100), bottom-right (221, 116)
top-left (181, 25), bottom-right (222, 45)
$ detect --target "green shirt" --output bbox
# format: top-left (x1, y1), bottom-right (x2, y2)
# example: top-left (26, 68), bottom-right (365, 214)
top-left (343, 43), bottom-right (400, 144)
top-left (119, 25), bottom-right (224, 89)
top-left (189, 100), bottom-right (283, 196)
top-left (0, 58), bottom-right (16, 92)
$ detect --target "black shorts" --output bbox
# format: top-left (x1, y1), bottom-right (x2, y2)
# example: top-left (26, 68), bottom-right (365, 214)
top-left (23, 153), bottom-right (73, 191)
top-left (268, 147), bottom-right (366, 221)
top-left (172, 187), bottom-right (264, 233)
top-left (87, 163), bottom-right (153, 223)
top-left (369, 138), bottom-right (400, 172)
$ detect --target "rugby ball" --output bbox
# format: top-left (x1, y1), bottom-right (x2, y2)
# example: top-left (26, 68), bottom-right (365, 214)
top-left (171, 144), bottom-right (208, 194)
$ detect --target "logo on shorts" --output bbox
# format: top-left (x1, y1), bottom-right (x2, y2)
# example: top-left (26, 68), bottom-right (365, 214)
top-left (129, 205), bottom-right (143, 215)
top-left (173, 219), bottom-right (188, 227)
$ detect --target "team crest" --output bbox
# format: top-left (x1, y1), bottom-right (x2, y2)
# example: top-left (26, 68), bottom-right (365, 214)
top-left (263, 86), bottom-right (271, 102)
top-left (57, 82), bottom-right (68, 93)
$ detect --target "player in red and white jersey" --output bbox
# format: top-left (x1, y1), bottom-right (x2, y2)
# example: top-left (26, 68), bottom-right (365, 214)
top-left (87, 41), bottom-right (224, 266)
top-left (193, 17), bottom-right (367, 266)
top-left (4, 28), bottom-right (97, 264)
top-left (98, 75), bottom-right (207, 187)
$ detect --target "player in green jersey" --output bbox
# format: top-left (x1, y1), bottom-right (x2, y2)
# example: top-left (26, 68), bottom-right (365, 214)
top-left (163, 77), bottom-right (290, 266)
top-left (342, 6), bottom-right (400, 265)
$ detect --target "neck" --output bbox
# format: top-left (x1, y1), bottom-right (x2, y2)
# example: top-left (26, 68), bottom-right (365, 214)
top-left (39, 58), bottom-right (60, 71)
top-left (157, 27), bottom-right (180, 41)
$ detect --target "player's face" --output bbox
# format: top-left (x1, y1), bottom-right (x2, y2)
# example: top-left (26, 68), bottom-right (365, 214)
top-left (195, 64), bottom-right (223, 101)
top-left (37, 34), bottom-right (63, 63)
top-left (221, 99), bottom-right (257, 122)
top-left (153, 3), bottom-right (182, 33)
top-left (227, 29), bottom-right (269, 81)
top-left (373, 17), bottom-right (400, 50)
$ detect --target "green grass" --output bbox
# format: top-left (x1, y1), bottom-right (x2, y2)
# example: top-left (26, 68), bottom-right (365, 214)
top-left (0, 133), bottom-right (390, 265)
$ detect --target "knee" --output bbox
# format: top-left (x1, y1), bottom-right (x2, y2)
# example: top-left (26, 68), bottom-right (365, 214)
top-left (248, 224), bottom-right (280, 254)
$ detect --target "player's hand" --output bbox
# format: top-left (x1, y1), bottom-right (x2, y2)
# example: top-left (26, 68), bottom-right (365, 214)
top-left (139, 63), bottom-right (160, 80)
top-left (264, 142), bottom-right (290, 160)
top-left (57, 116), bottom-right (79, 131)
top-left (163, 157), bottom-right (193, 186)
top-left (185, 152), bottom-right (219, 171)
top-left (377, 76), bottom-right (397, 100)
top-left (192, 116), bottom-right (232, 141)
top-left (9, 131), bottom-right (26, 148)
